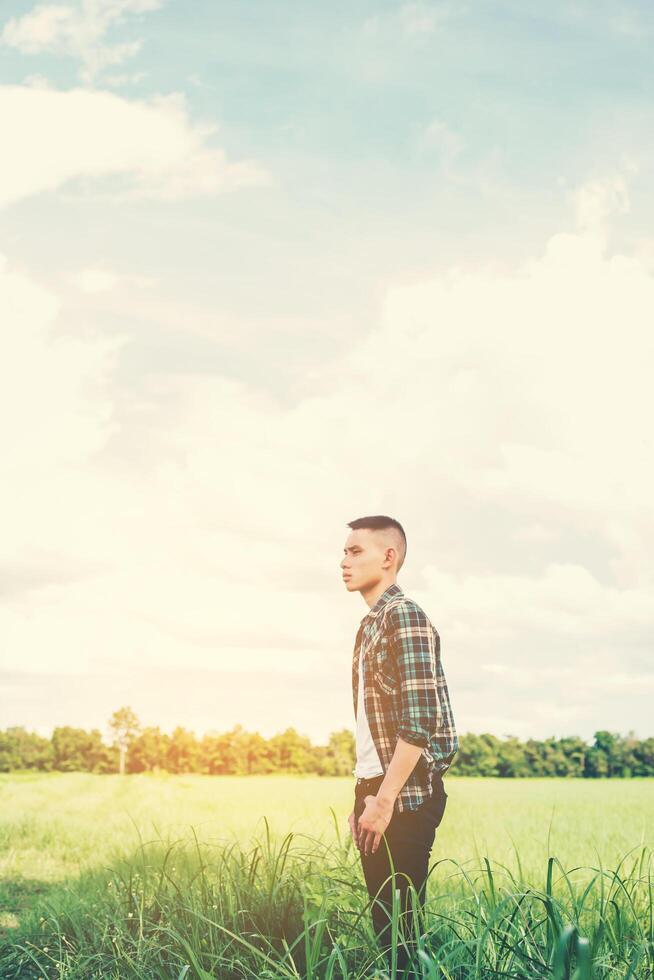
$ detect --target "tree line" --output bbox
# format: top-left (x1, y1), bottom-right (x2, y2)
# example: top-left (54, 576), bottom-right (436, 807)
top-left (0, 708), bottom-right (652, 777)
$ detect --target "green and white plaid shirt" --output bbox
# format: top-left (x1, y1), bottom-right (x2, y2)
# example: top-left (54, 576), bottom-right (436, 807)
top-left (352, 582), bottom-right (458, 812)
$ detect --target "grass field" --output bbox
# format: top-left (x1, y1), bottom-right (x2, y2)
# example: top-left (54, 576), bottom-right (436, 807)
top-left (1, 773), bottom-right (654, 978)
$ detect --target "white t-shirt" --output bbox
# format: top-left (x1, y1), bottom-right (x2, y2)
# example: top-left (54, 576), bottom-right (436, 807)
top-left (353, 644), bottom-right (384, 778)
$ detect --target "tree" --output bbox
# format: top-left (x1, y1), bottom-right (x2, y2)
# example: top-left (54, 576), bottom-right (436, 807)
top-left (322, 729), bottom-right (356, 776)
top-left (128, 726), bottom-right (170, 772)
top-left (0, 727), bottom-right (53, 771)
top-left (634, 737), bottom-right (654, 777)
top-left (108, 706), bottom-right (141, 775)
top-left (556, 736), bottom-right (587, 777)
top-left (586, 730), bottom-right (625, 778)
top-left (51, 727), bottom-right (109, 772)
top-left (268, 727), bottom-right (315, 773)
top-left (167, 726), bottom-right (200, 774)
top-left (496, 736), bottom-right (530, 777)
top-left (452, 733), bottom-right (501, 776)
top-left (200, 726), bottom-right (271, 774)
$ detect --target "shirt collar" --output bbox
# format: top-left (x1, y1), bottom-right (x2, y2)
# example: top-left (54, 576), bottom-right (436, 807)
top-left (360, 582), bottom-right (403, 624)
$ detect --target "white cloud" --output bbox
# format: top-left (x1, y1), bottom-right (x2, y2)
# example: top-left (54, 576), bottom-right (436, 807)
top-left (420, 563), bottom-right (653, 643)
top-left (2, 0), bottom-right (162, 83)
top-left (415, 118), bottom-right (509, 201)
top-left (22, 72), bottom-right (53, 88)
top-left (0, 85), bottom-right (271, 208)
top-left (2, 172), bottom-right (654, 741)
top-left (68, 265), bottom-right (157, 292)
top-left (340, 195), bottom-right (654, 537)
top-left (3, 4), bottom-right (72, 52)
top-left (421, 117), bottom-right (464, 172)
top-left (0, 251), bottom-right (119, 477)
top-left (574, 171), bottom-right (632, 235)
top-left (101, 69), bottom-right (146, 87)
top-left (363, 2), bottom-right (455, 40)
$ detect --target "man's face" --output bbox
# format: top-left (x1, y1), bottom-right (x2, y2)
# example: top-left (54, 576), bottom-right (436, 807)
top-left (340, 528), bottom-right (387, 592)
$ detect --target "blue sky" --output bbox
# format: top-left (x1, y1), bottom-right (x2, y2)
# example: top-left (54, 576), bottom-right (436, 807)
top-left (1, 0), bottom-right (653, 745)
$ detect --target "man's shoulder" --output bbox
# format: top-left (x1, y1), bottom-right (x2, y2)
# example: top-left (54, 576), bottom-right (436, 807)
top-left (384, 595), bottom-right (438, 633)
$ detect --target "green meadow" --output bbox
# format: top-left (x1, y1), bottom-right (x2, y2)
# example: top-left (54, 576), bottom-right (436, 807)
top-left (1, 773), bottom-right (653, 978)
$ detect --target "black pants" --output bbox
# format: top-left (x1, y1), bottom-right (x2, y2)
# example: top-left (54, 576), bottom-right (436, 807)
top-left (354, 773), bottom-right (447, 976)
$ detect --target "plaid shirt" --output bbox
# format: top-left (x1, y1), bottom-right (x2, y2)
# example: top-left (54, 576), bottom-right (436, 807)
top-left (352, 582), bottom-right (458, 813)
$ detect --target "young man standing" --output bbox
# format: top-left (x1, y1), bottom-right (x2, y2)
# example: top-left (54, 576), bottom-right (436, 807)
top-left (341, 515), bottom-right (458, 976)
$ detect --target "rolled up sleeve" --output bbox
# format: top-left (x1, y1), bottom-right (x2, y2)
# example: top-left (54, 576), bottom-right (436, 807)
top-left (388, 603), bottom-right (440, 748)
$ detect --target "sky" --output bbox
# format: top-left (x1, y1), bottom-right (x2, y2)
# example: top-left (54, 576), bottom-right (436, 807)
top-left (1, 0), bottom-right (653, 747)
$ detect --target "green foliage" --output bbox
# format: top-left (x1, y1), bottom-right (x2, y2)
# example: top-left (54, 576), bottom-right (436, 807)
top-left (0, 727), bottom-right (53, 772)
top-left (452, 730), bottom-right (650, 779)
top-left (268, 728), bottom-right (317, 774)
top-left (108, 706), bottom-right (141, 775)
top-left (200, 725), bottom-right (276, 775)
top-left (2, 811), bottom-right (654, 978)
top-left (2, 772), bottom-right (654, 977)
top-left (128, 726), bottom-right (170, 773)
top-left (2, 716), bottom-right (653, 778)
top-left (52, 727), bottom-right (113, 773)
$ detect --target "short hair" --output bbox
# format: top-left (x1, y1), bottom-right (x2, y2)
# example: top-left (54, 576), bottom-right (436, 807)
top-left (346, 515), bottom-right (407, 571)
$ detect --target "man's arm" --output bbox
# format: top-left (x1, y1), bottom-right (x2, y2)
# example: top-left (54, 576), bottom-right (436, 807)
top-left (354, 738), bottom-right (422, 854)
top-left (356, 736), bottom-right (423, 855)
top-left (391, 601), bottom-right (440, 748)
top-left (377, 736), bottom-right (424, 806)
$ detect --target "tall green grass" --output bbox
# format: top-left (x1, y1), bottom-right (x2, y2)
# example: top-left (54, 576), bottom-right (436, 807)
top-left (3, 812), bottom-right (653, 979)
top-left (2, 775), bottom-right (654, 978)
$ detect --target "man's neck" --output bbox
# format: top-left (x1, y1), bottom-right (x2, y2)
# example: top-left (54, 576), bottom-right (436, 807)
top-left (362, 578), bottom-right (397, 610)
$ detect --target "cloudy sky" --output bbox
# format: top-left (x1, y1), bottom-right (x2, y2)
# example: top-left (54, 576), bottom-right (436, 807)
top-left (1, 0), bottom-right (653, 746)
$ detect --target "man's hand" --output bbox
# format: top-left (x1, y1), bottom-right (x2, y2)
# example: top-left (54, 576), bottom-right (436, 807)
top-left (357, 794), bottom-right (394, 856)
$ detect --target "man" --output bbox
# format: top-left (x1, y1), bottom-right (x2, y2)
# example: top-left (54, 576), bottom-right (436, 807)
top-left (341, 515), bottom-right (458, 977)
